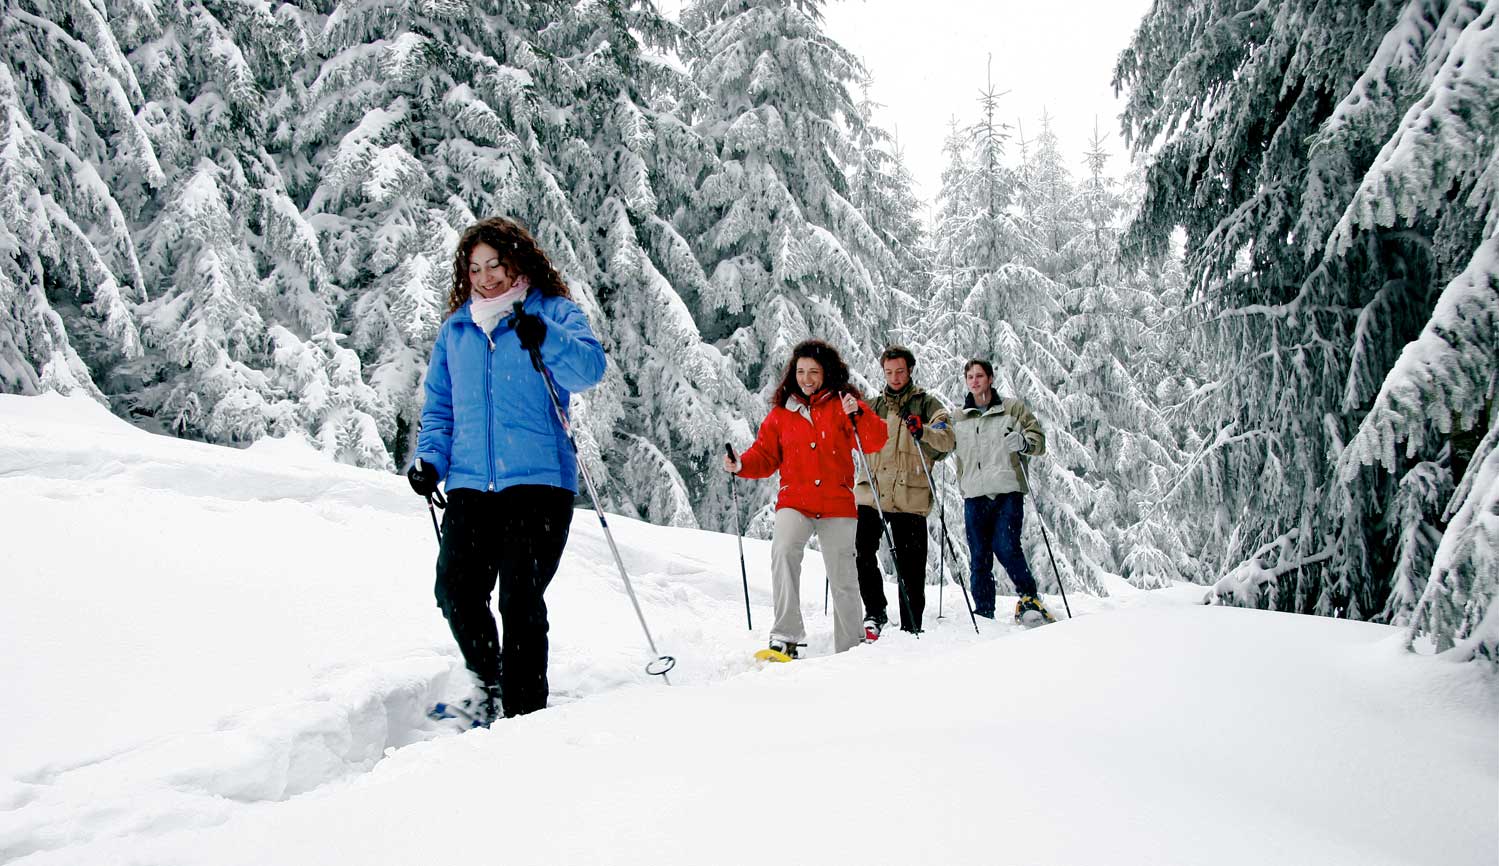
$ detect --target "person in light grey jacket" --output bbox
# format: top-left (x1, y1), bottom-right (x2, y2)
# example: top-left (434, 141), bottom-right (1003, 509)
top-left (951, 359), bottom-right (1055, 624)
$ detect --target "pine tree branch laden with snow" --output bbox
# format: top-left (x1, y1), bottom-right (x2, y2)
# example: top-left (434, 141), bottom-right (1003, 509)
top-left (1116, 0), bottom-right (1499, 639)
top-left (1409, 411), bottom-right (1499, 660)
top-left (0, 25), bottom-right (149, 397)
top-left (1340, 239), bottom-right (1498, 478)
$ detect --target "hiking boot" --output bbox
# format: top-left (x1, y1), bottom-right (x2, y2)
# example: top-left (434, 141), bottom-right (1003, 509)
top-left (862, 617), bottom-right (883, 643)
top-left (1015, 595), bottom-right (1056, 627)
top-left (768, 638), bottom-right (800, 659)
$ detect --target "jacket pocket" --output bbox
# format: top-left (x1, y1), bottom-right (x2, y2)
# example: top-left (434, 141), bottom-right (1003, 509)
top-left (894, 473), bottom-right (932, 514)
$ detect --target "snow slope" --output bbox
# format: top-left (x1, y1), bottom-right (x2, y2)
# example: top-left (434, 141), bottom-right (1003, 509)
top-left (1, 393), bottom-right (1494, 865)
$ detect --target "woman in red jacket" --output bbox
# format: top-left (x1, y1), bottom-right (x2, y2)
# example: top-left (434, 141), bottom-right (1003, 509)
top-left (723, 339), bottom-right (888, 657)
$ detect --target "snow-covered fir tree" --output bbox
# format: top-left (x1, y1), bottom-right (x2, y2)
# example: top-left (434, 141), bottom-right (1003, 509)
top-left (2, 0), bottom-right (918, 523)
top-left (531, 0), bottom-right (756, 529)
top-left (282, 0), bottom-right (562, 469)
top-left (921, 117), bottom-right (985, 388)
top-left (844, 83), bottom-right (931, 338)
top-left (1015, 112), bottom-right (1083, 282)
top-left (0, 0), bottom-right (153, 397)
top-left (920, 70), bottom-right (1120, 597)
top-left (673, 0), bottom-right (917, 537)
top-left (1056, 128), bottom-right (1203, 588)
top-left (1115, 0), bottom-right (1497, 659)
top-left (681, 0), bottom-right (897, 399)
top-left (1006, 112), bottom-right (1120, 597)
top-left (111, 0), bottom-right (392, 466)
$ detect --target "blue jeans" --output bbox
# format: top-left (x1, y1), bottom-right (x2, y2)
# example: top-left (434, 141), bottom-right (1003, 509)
top-left (963, 493), bottom-right (1038, 616)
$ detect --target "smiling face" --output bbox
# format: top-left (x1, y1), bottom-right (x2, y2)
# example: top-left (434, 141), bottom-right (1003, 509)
top-left (965, 363), bottom-right (992, 397)
top-left (468, 241), bottom-right (515, 299)
top-left (883, 358), bottom-right (911, 392)
top-left (795, 357), bottom-right (825, 397)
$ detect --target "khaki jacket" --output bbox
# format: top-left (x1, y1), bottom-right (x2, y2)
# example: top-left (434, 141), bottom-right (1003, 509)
top-left (853, 385), bottom-right (956, 515)
top-left (952, 391), bottom-right (1045, 497)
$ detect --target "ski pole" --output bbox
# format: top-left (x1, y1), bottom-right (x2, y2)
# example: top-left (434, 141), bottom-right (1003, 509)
top-left (725, 443), bottom-right (753, 631)
top-left (416, 458), bottom-right (447, 543)
top-left (520, 308), bottom-right (675, 681)
top-left (937, 521), bottom-right (944, 619)
top-left (910, 438), bottom-right (980, 634)
top-left (846, 397), bottom-right (918, 635)
top-left (1016, 456), bottom-right (1072, 619)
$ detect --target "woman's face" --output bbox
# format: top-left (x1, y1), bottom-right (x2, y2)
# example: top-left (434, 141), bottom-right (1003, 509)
top-left (965, 365), bottom-right (992, 396)
top-left (795, 357), bottom-right (825, 397)
top-left (468, 241), bottom-right (515, 299)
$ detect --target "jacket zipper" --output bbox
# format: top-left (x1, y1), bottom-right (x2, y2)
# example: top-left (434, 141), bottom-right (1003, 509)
top-left (967, 401), bottom-right (1004, 472)
top-left (485, 325), bottom-right (496, 491)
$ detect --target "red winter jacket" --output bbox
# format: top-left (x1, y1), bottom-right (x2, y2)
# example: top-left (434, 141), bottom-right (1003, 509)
top-left (737, 390), bottom-right (889, 519)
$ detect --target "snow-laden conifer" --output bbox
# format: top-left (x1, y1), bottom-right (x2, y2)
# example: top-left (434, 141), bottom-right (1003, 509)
top-left (531, 0), bottom-right (756, 528)
top-left (1116, 0), bottom-right (1498, 654)
top-left (682, 0), bottom-right (897, 397)
top-left (0, 4), bottom-right (152, 396)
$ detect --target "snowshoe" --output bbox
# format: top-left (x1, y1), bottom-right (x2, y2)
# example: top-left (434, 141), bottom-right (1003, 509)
top-left (754, 639), bottom-right (800, 663)
top-left (862, 617), bottom-right (883, 643)
top-left (428, 685), bottom-right (502, 729)
top-left (1015, 595), bottom-right (1057, 628)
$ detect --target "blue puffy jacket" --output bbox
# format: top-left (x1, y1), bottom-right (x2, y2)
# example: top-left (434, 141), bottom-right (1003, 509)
top-left (414, 290), bottom-right (606, 494)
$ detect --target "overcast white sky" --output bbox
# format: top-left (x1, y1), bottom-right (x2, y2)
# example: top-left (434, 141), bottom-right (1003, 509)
top-left (820, 0), bottom-right (1156, 205)
top-left (659, 0), bottom-right (1157, 208)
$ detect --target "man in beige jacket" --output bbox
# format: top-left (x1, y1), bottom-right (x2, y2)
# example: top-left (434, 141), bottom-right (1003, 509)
top-left (853, 346), bottom-right (956, 638)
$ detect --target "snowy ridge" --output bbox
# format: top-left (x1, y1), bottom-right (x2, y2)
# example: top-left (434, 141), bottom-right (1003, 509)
top-left (2, 651), bottom-right (456, 861)
top-left (1, 393), bottom-right (1496, 866)
top-left (0, 393), bottom-right (963, 859)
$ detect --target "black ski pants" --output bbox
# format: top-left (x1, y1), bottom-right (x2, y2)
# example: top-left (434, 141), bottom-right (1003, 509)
top-left (855, 506), bottom-right (929, 632)
top-left (434, 485), bottom-right (573, 718)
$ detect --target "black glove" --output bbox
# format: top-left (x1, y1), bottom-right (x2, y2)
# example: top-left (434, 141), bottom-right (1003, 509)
top-left (407, 459), bottom-right (439, 498)
top-left (514, 308), bottom-right (547, 352)
top-left (904, 414), bottom-right (924, 441)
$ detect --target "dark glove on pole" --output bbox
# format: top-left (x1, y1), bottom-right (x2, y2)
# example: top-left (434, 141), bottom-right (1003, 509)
top-left (513, 305), bottom-right (547, 352)
top-left (408, 458), bottom-right (445, 543)
top-left (407, 459), bottom-right (439, 498)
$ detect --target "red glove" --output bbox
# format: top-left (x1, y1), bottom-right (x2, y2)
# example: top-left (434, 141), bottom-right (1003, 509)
top-left (904, 414), bottom-right (923, 441)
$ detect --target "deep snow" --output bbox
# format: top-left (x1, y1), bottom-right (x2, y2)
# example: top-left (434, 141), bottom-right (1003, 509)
top-left (1, 393), bottom-right (1494, 866)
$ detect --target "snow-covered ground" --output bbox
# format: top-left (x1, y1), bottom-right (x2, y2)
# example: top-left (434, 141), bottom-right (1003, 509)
top-left (2, 393), bottom-right (1494, 866)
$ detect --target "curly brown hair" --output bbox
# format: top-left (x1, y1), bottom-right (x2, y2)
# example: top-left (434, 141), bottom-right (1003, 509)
top-left (771, 339), bottom-right (863, 407)
top-left (448, 217), bottom-right (571, 315)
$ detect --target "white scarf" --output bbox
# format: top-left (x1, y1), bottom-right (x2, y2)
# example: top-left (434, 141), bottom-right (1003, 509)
top-left (469, 277), bottom-right (530, 335)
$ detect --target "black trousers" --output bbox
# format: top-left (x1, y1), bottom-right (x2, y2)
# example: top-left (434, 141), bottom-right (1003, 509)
top-left (855, 506), bottom-right (929, 632)
top-left (434, 485), bottom-right (574, 717)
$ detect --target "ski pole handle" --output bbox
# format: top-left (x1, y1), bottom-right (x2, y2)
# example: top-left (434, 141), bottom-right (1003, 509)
top-left (725, 443), bottom-right (737, 461)
top-left (413, 458), bottom-right (447, 508)
top-left (417, 456), bottom-right (445, 544)
top-left (512, 301), bottom-right (545, 372)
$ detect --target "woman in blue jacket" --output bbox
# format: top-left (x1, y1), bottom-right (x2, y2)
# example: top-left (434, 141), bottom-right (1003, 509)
top-left (406, 217), bottom-right (606, 723)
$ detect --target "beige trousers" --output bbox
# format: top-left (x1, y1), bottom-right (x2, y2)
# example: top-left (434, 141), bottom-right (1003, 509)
top-left (770, 508), bottom-right (863, 653)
